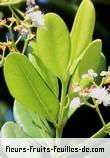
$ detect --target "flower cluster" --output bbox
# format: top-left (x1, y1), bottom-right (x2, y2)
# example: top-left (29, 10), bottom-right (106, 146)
top-left (0, 0), bottom-right (45, 38)
top-left (70, 68), bottom-right (110, 109)
top-left (13, 1), bottom-right (45, 37)
top-left (0, 0), bottom-right (45, 67)
top-left (89, 86), bottom-right (110, 106)
top-left (81, 69), bottom-right (98, 80)
top-left (25, 9), bottom-right (44, 28)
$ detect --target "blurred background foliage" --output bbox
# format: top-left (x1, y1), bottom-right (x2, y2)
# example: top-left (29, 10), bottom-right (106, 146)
top-left (0, 0), bottom-right (110, 137)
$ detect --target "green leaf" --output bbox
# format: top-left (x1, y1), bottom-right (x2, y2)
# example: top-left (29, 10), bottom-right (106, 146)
top-left (29, 41), bottom-right (38, 56)
top-left (77, 39), bottom-right (103, 75)
top-left (37, 13), bottom-right (70, 81)
top-left (91, 122), bottom-right (110, 138)
top-left (1, 121), bottom-right (28, 138)
top-left (70, 0), bottom-right (95, 74)
top-left (0, 0), bottom-right (25, 6)
top-left (73, 40), bottom-right (106, 85)
top-left (98, 53), bottom-right (106, 72)
top-left (4, 53), bottom-right (59, 125)
top-left (14, 101), bottom-right (55, 138)
top-left (29, 41), bottom-right (59, 97)
top-left (69, 49), bottom-right (86, 75)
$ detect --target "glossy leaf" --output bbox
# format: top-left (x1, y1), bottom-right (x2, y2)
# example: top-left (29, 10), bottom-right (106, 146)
top-left (69, 50), bottom-right (86, 75)
top-left (29, 41), bottom-right (59, 97)
top-left (70, 0), bottom-right (95, 74)
top-left (4, 53), bottom-right (59, 124)
top-left (29, 41), bottom-right (38, 56)
top-left (37, 13), bottom-right (70, 81)
top-left (1, 121), bottom-right (28, 138)
top-left (14, 101), bottom-right (55, 138)
top-left (73, 40), bottom-right (106, 85)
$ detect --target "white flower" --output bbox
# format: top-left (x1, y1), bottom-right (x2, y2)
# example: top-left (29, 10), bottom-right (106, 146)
top-left (70, 97), bottom-right (81, 109)
top-left (88, 69), bottom-right (98, 77)
top-left (89, 87), bottom-right (108, 101)
top-left (26, 11), bottom-right (44, 28)
top-left (81, 69), bottom-right (98, 80)
top-left (100, 71), bottom-right (107, 76)
top-left (103, 94), bottom-right (110, 107)
top-left (89, 87), bottom-right (110, 106)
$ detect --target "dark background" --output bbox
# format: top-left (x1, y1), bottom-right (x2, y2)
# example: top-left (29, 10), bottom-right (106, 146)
top-left (0, 0), bottom-right (110, 137)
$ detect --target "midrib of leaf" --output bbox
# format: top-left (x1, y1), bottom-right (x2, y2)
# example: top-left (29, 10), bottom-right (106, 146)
top-left (31, 53), bottom-right (58, 97)
top-left (32, 112), bottom-right (50, 138)
top-left (35, 114), bottom-right (50, 138)
top-left (32, 120), bottom-right (48, 138)
top-left (41, 118), bottom-right (52, 136)
top-left (39, 116), bottom-right (54, 137)
top-left (47, 28), bottom-right (64, 76)
top-left (17, 57), bottom-right (57, 126)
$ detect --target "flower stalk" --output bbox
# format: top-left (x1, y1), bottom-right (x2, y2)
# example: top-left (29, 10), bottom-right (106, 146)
top-left (8, 25), bottom-right (17, 51)
top-left (95, 104), bottom-right (106, 127)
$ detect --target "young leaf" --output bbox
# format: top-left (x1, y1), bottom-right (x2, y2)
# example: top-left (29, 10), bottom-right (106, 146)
top-left (69, 50), bottom-right (86, 75)
top-left (4, 53), bottom-right (59, 125)
top-left (29, 41), bottom-right (59, 97)
top-left (1, 122), bottom-right (28, 138)
top-left (37, 13), bottom-right (70, 81)
top-left (14, 101), bottom-right (55, 138)
top-left (70, 0), bottom-right (95, 74)
top-left (73, 40), bottom-right (106, 85)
